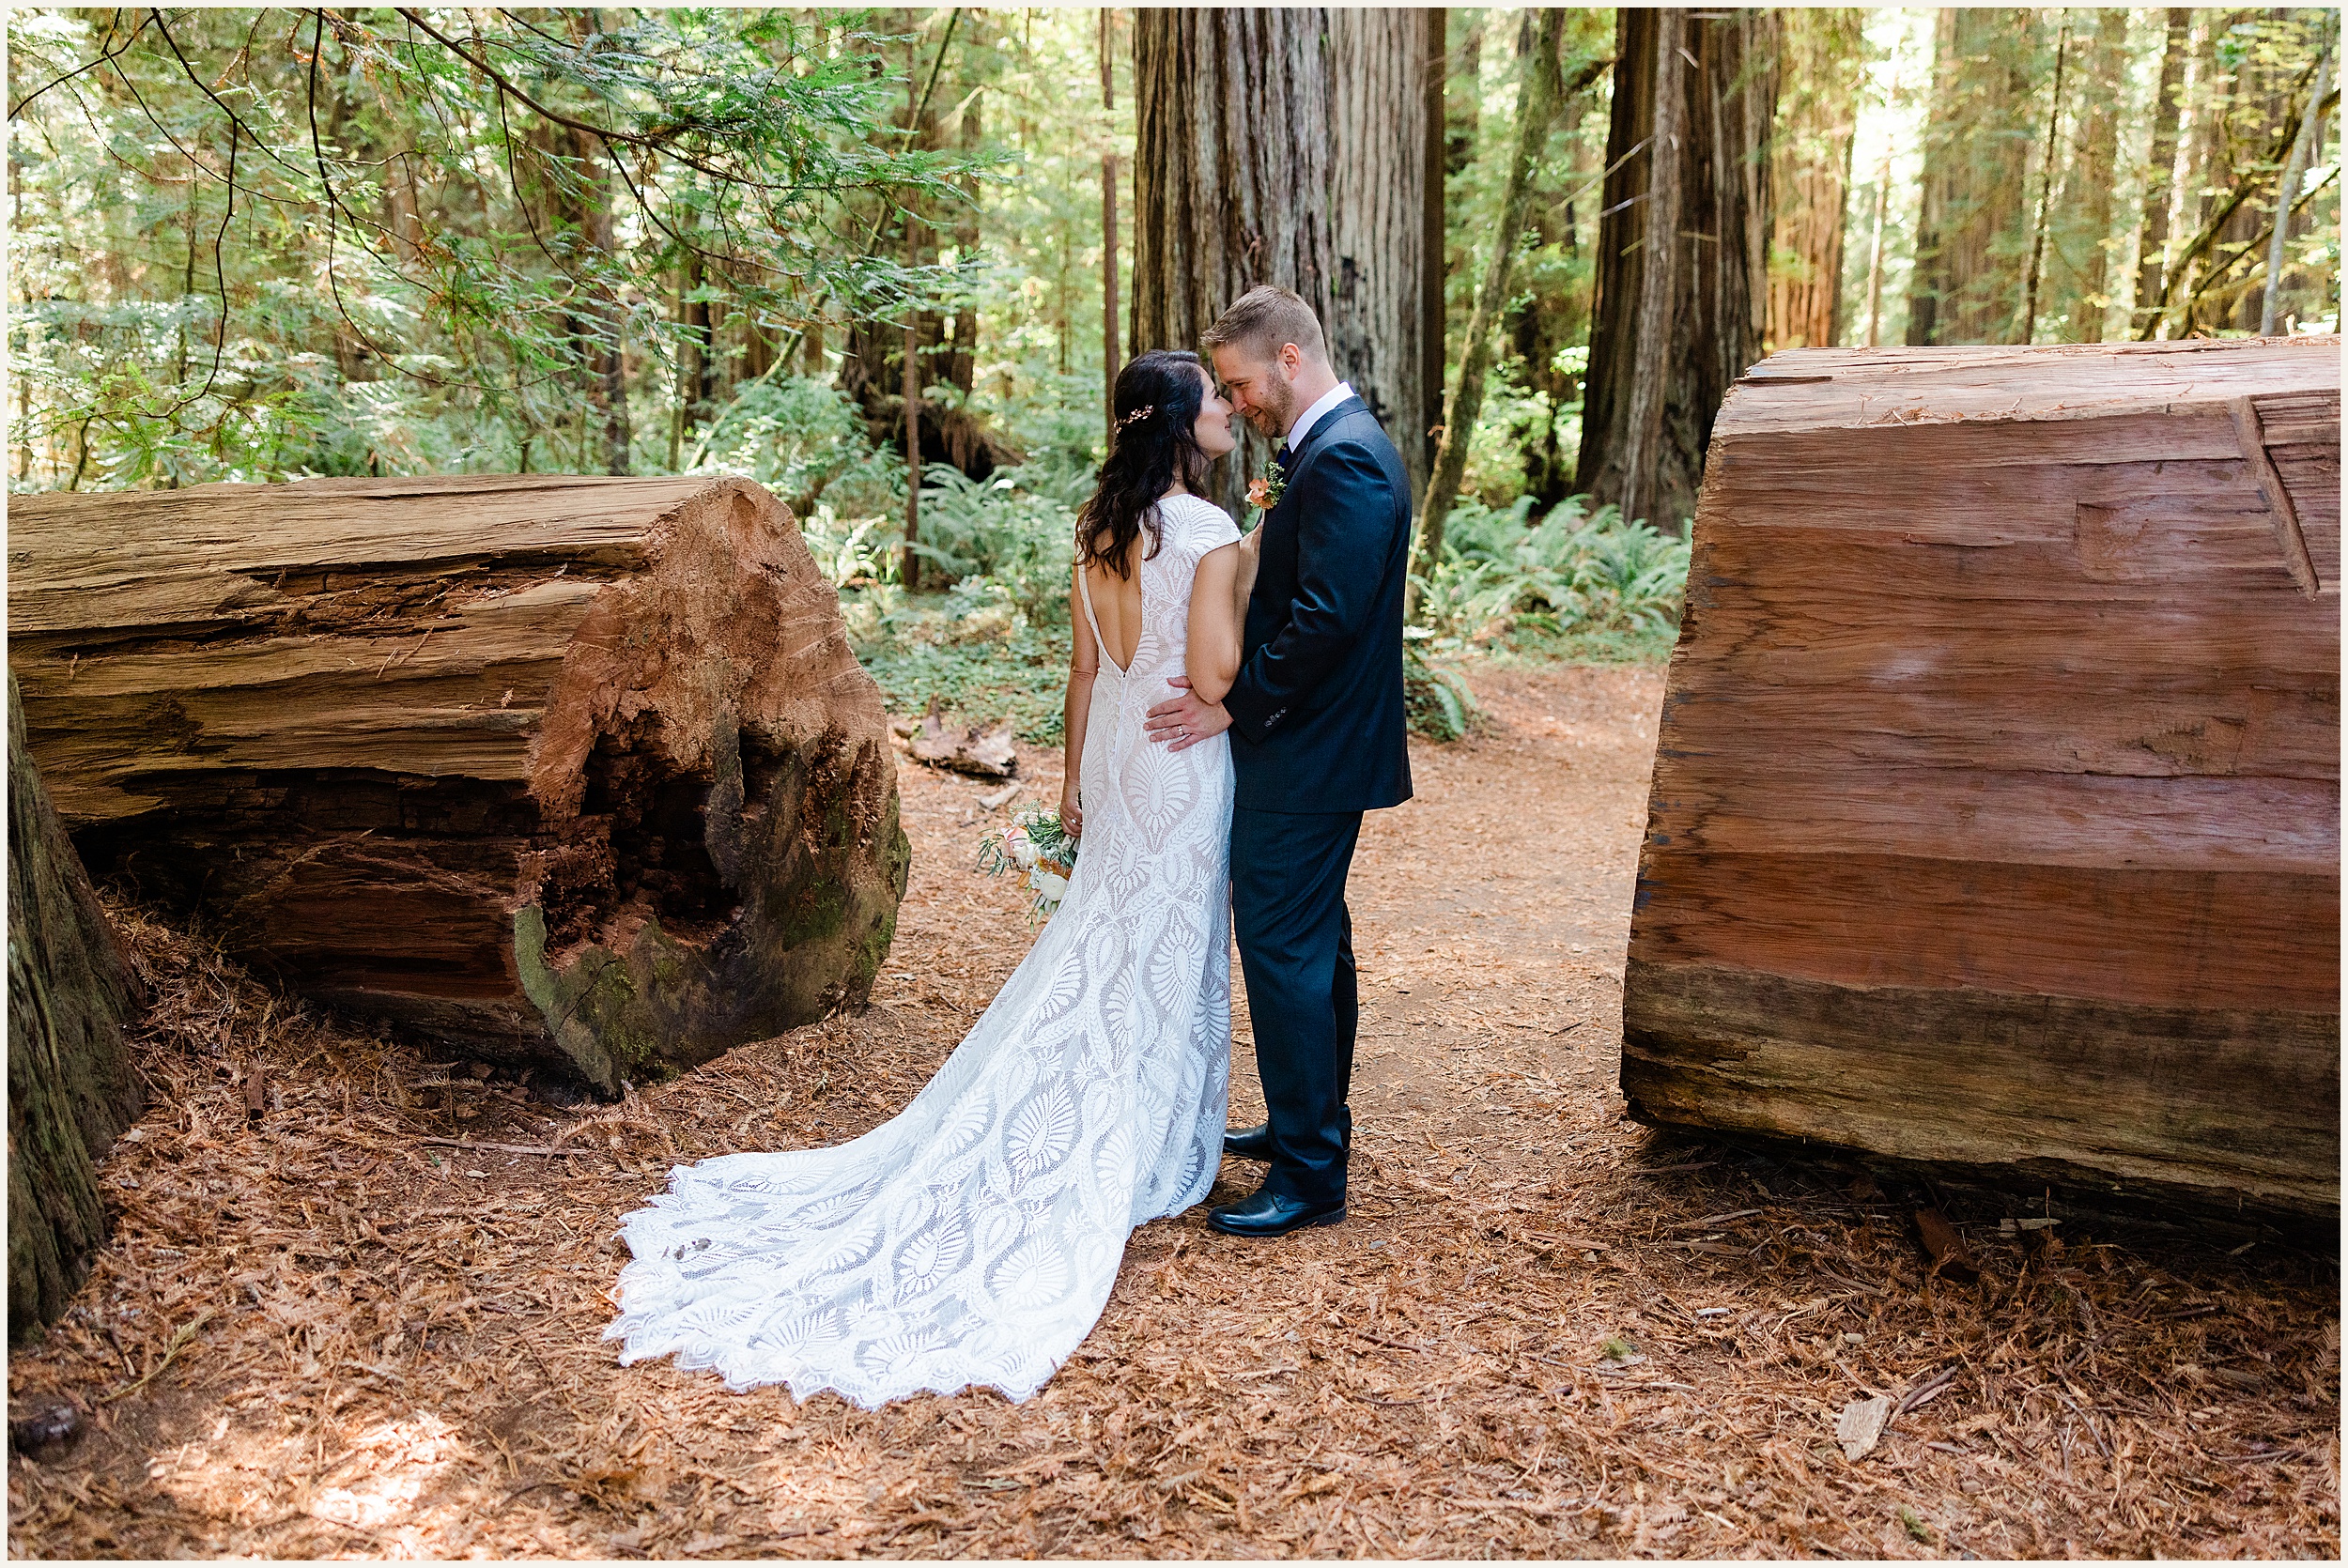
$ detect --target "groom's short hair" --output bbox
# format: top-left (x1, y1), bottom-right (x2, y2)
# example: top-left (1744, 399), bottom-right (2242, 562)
top-left (1202, 284), bottom-right (1328, 367)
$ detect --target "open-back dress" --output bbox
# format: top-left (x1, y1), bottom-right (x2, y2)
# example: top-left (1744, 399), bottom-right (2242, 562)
top-left (605, 495), bottom-right (1243, 1406)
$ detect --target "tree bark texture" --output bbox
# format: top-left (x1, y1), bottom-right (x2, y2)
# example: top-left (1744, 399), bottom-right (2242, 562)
top-left (1624, 337), bottom-right (2341, 1216)
top-left (1327, 7), bottom-right (1431, 509)
top-left (1132, 7), bottom-right (1333, 515)
top-left (1102, 7), bottom-right (1121, 436)
top-left (1576, 8), bottom-right (1781, 530)
top-left (8, 672), bottom-right (145, 1339)
top-left (1418, 6), bottom-right (1447, 501)
top-left (1906, 8), bottom-right (2046, 346)
top-left (837, 19), bottom-right (1020, 482)
top-left (1411, 11), bottom-right (1576, 609)
top-left (2263, 39), bottom-right (2335, 337)
top-left (2132, 9), bottom-right (2195, 337)
top-left (8, 477), bottom-right (911, 1099)
top-left (2061, 8), bottom-right (2134, 342)
top-left (1766, 8), bottom-right (1864, 351)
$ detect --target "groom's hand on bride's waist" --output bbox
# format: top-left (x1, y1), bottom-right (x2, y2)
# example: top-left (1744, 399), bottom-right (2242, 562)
top-left (1145, 677), bottom-right (1232, 753)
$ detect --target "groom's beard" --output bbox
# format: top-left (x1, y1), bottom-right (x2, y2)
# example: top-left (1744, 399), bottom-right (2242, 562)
top-left (1243, 375), bottom-right (1297, 442)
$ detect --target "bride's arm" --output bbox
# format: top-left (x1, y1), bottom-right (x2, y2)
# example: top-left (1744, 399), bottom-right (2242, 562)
top-left (1060, 564), bottom-right (1099, 837)
top-left (1183, 542), bottom-right (1244, 704)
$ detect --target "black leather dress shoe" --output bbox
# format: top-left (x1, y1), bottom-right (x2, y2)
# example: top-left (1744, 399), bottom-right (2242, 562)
top-left (1223, 1122), bottom-right (1275, 1160)
top-left (1206, 1189), bottom-right (1345, 1238)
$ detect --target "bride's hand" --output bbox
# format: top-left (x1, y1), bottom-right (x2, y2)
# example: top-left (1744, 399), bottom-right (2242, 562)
top-left (1058, 783), bottom-right (1082, 838)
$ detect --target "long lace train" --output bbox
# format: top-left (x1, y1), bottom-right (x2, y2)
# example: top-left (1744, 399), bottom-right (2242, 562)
top-left (605, 494), bottom-right (1244, 1407)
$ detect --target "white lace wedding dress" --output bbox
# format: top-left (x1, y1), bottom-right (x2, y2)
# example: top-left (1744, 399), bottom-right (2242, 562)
top-left (606, 495), bottom-right (1244, 1407)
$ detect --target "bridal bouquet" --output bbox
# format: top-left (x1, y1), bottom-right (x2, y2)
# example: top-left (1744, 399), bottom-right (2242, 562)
top-left (977, 807), bottom-right (1079, 920)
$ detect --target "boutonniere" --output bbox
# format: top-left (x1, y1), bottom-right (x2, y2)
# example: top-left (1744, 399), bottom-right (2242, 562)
top-left (1245, 464), bottom-right (1287, 514)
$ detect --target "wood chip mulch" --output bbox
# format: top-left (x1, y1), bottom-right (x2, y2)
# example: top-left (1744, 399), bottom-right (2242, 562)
top-left (8, 662), bottom-right (2339, 1559)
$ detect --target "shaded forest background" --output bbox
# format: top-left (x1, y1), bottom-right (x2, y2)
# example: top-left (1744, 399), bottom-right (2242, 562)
top-left (8, 7), bottom-right (2340, 717)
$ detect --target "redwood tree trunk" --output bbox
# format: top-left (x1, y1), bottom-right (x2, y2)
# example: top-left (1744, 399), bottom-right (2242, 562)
top-left (2132, 10), bottom-right (2194, 336)
top-left (1766, 8), bottom-right (1864, 351)
top-left (1417, 7), bottom-right (1447, 502)
top-left (1906, 8), bottom-right (2046, 346)
top-left (1576, 8), bottom-right (1781, 530)
top-left (2062, 7), bottom-right (2134, 342)
top-left (8, 672), bottom-right (144, 1339)
top-left (1132, 6), bottom-right (1333, 515)
top-left (1328, 7), bottom-right (1432, 506)
top-left (8, 477), bottom-right (911, 1099)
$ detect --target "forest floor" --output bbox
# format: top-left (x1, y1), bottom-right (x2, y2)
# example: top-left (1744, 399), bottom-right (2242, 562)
top-left (8, 661), bottom-right (2340, 1560)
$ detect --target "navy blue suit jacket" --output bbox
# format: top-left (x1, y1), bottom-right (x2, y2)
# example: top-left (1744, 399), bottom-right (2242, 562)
top-left (1222, 395), bottom-right (1414, 815)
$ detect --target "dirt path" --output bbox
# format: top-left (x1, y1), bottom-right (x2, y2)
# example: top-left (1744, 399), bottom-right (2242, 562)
top-left (9, 663), bottom-right (2338, 1559)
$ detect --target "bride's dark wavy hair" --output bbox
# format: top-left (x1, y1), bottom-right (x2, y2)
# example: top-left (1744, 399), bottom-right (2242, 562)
top-left (1077, 350), bottom-right (1214, 579)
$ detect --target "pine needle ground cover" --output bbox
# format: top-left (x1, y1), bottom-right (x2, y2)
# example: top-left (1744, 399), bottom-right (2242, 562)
top-left (8, 666), bottom-right (2338, 1560)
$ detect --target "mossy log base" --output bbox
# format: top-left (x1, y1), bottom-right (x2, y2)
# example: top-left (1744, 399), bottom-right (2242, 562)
top-left (9, 476), bottom-right (910, 1098)
top-left (1624, 338), bottom-right (2340, 1217)
top-left (8, 672), bottom-right (145, 1340)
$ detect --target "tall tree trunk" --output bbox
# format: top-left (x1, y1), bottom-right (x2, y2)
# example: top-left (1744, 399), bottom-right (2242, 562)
top-left (2131, 9), bottom-right (2194, 337)
top-left (2062, 7), bottom-right (2132, 342)
top-left (678, 243), bottom-right (711, 446)
top-left (1131, 7), bottom-right (1332, 515)
top-left (1504, 8), bottom-right (1618, 511)
top-left (1767, 8), bottom-right (1865, 351)
top-left (1577, 8), bottom-right (1782, 529)
top-left (1411, 12), bottom-right (1583, 613)
top-left (834, 15), bottom-right (1018, 483)
top-left (1906, 8), bottom-right (2046, 346)
top-left (2263, 37), bottom-right (2336, 336)
top-left (904, 33), bottom-right (925, 596)
top-left (1417, 6), bottom-right (1447, 503)
top-left (2170, 11), bottom-right (2233, 336)
top-left (1328, 8), bottom-right (1431, 505)
top-left (943, 53), bottom-right (983, 402)
top-left (548, 124), bottom-right (631, 476)
top-left (8, 672), bottom-right (144, 1339)
top-left (2016, 14), bottom-right (2072, 344)
top-left (1102, 7), bottom-right (1120, 438)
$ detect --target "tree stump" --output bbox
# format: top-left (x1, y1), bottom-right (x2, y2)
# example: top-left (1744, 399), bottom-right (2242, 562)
top-left (8, 672), bottom-right (145, 1339)
top-left (8, 476), bottom-right (911, 1097)
top-left (1623, 338), bottom-right (2340, 1216)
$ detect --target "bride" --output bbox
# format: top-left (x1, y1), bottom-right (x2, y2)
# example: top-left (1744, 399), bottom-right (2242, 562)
top-left (605, 350), bottom-right (1252, 1407)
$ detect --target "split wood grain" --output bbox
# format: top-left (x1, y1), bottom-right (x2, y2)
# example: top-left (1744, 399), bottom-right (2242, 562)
top-left (1622, 337), bottom-right (2340, 1216)
top-left (8, 476), bottom-right (912, 1098)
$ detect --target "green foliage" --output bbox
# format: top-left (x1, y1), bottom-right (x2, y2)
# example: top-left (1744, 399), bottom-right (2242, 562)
top-left (1413, 496), bottom-right (1693, 659)
top-left (847, 581), bottom-right (1073, 746)
top-left (908, 461), bottom-right (1078, 626)
top-left (8, 7), bottom-right (994, 489)
top-left (841, 455), bottom-right (1086, 743)
top-left (694, 375), bottom-right (904, 519)
top-left (1402, 645), bottom-right (1484, 743)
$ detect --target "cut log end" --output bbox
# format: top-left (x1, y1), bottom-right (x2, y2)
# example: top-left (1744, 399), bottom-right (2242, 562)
top-left (10, 476), bottom-right (911, 1098)
top-left (1624, 340), bottom-right (2340, 1218)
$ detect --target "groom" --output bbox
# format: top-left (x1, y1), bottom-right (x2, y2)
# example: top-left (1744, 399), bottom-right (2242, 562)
top-left (1145, 284), bottom-right (1413, 1238)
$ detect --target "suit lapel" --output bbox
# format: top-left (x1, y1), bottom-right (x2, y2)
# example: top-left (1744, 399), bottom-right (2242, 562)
top-left (1264, 394), bottom-right (1364, 530)
top-left (1283, 395), bottom-right (1364, 477)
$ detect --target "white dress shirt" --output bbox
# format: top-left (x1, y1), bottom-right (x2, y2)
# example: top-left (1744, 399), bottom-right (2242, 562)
top-left (1281, 380), bottom-right (1355, 454)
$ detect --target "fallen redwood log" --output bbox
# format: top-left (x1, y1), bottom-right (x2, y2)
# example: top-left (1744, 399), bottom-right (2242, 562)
top-left (8, 671), bottom-right (145, 1338)
top-left (8, 476), bottom-right (910, 1098)
top-left (1623, 337), bottom-right (2340, 1216)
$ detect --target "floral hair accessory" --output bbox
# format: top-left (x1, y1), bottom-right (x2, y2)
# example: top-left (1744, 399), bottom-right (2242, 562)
top-left (1115, 404), bottom-right (1155, 431)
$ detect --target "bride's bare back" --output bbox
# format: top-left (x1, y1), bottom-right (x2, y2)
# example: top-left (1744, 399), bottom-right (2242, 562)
top-left (1083, 535), bottom-right (1148, 672)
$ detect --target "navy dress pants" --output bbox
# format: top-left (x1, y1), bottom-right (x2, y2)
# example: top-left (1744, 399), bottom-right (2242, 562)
top-left (1229, 807), bottom-right (1363, 1205)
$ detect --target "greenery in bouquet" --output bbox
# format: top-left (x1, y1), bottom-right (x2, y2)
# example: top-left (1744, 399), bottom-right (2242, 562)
top-left (977, 807), bottom-right (1081, 920)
